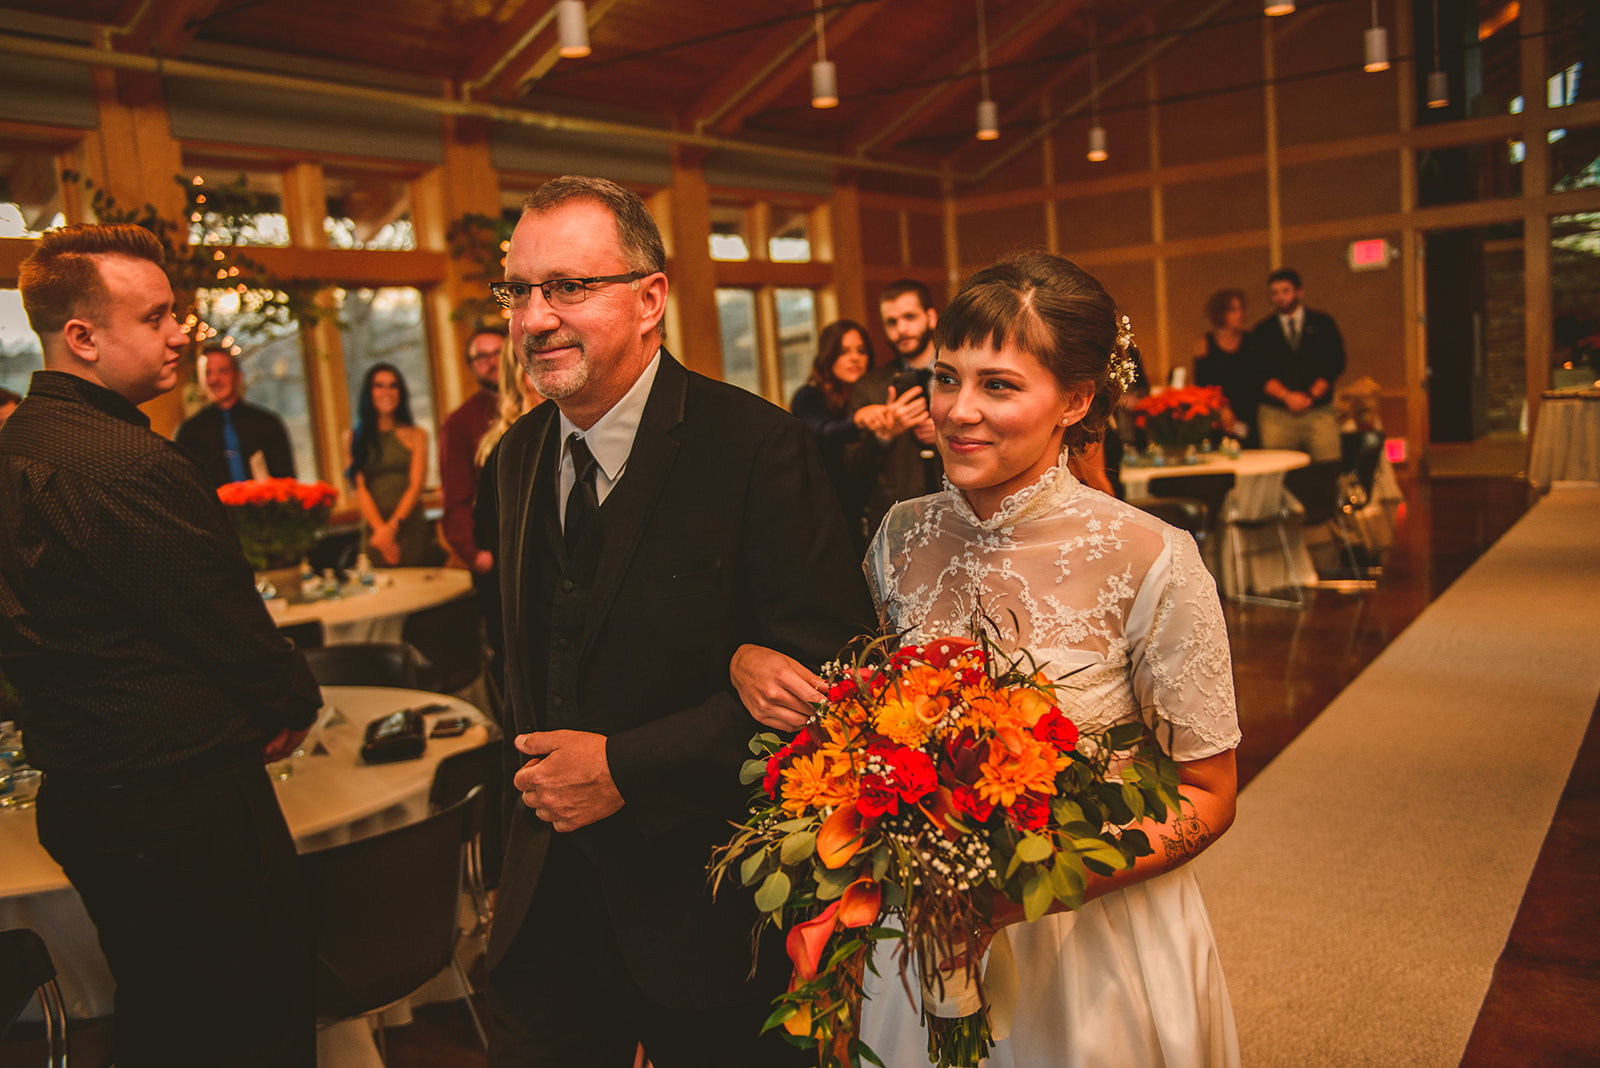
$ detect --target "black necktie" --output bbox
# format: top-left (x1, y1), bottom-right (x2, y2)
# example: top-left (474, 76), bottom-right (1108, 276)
top-left (1287, 317), bottom-right (1301, 350)
top-left (564, 433), bottom-right (600, 555)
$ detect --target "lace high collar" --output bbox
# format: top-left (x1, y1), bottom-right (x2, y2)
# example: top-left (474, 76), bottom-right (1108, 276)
top-left (945, 447), bottom-right (1083, 531)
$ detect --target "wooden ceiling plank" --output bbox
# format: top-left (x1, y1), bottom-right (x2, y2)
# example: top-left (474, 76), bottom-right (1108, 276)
top-left (460, 0), bottom-right (554, 93)
top-left (502, 0), bottom-right (624, 99)
top-left (702, 3), bottom-right (891, 138)
top-left (848, 0), bottom-right (1086, 156)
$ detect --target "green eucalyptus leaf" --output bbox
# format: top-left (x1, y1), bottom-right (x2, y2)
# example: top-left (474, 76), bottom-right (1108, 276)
top-left (1120, 828), bottom-right (1153, 858)
top-left (1022, 872), bottom-right (1053, 921)
top-left (880, 881), bottom-right (906, 910)
top-left (740, 848), bottom-right (769, 887)
top-left (815, 863), bottom-right (855, 901)
top-left (754, 870), bottom-right (792, 913)
top-left (740, 757), bottom-right (769, 785)
top-left (1015, 834), bottom-right (1053, 863)
top-left (772, 817), bottom-right (812, 834)
top-left (1105, 722), bottom-right (1145, 750)
top-left (1050, 797), bottom-right (1086, 825)
top-left (780, 830), bottom-right (817, 866)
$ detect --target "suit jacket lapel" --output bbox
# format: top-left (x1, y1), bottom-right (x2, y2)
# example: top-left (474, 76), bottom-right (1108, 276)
top-left (579, 352), bottom-right (688, 657)
top-left (500, 403), bottom-right (558, 728)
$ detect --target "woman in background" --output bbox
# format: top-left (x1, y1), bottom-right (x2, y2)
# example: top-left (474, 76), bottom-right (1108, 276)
top-left (1192, 288), bottom-right (1258, 446)
top-left (790, 320), bottom-right (890, 554)
top-left (346, 363), bottom-right (429, 566)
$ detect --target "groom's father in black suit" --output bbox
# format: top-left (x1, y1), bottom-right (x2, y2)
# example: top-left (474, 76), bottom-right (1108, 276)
top-left (480, 175), bottom-right (871, 1067)
top-left (1248, 267), bottom-right (1346, 462)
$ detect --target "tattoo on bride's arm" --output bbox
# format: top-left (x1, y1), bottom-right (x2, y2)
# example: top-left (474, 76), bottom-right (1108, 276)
top-left (1159, 813), bottom-right (1213, 865)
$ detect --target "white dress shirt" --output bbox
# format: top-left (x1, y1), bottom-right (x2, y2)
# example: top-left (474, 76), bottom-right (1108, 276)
top-left (1278, 306), bottom-right (1305, 346)
top-left (556, 350), bottom-right (662, 532)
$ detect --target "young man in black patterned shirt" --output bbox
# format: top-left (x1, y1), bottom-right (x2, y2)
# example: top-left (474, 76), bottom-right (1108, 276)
top-left (0, 224), bottom-right (321, 1067)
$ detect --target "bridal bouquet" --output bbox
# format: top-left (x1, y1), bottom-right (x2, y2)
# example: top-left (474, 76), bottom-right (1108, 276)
top-left (218, 478), bottom-right (337, 570)
top-left (712, 636), bottom-right (1184, 1068)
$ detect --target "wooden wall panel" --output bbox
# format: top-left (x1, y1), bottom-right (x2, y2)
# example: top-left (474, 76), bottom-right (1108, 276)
top-left (956, 202), bottom-right (1050, 268)
top-left (860, 207), bottom-right (903, 266)
top-left (1047, 79), bottom-right (1149, 183)
top-left (1164, 171), bottom-right (1269, 240)
top-left (907, 211), bottom-right (947, 269)
top-left (1088, 260), bottom-right (1159, 377)
top-left (980, 141), bottom-right (1048, 195)
top-left (1055, 188), bottom-right (1153, 251)
top-left (1280, 152), bottom-right (1401, 225)
top-left (1163, 244), bottom-right (1275, 378)
top-left (1280, 233), bottom-right (1407, 391)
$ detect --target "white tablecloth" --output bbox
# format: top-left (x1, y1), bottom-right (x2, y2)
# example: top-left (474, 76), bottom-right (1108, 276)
top-left (1123, 449), bottom-right (1317, 598)
top-left (1529, 394), bottom-right (1600, 490)
top-left (268, 567), bottom-right (474, 644)
top-left (0, 687), bottom-right (491, 1027)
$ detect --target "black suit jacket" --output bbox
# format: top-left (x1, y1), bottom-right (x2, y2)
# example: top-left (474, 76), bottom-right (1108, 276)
top-left (483, 352), bottom-right (872, 1007)
top-left (174, 401), bottom-right (297, 488)
top-left (845, 359), bottom-right (944, 542)
top-left (1248, 308), bottom-right (1346, 410)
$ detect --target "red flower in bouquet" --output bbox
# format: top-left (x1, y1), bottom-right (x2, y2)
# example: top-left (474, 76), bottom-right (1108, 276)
top-left (1133, 385), bottom-right (1227, 451)
top-left (712, 635), bottom-right (1187, 1068)
top-left (218, 477), bottom-right (337, 571)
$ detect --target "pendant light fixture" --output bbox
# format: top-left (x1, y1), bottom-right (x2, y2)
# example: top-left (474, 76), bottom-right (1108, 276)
top-left (1264, 0), bottom-right (1295, 15)
top-left (1363, 0), bottom-right (1389, 73)
top-left (1426, 0), bottom-right (1449, 107)
top-left (1087, 5), bottom-right (1107, 161)
top-left (557, 0), bottom-right (591, 60)
top-left (975, 0), bottom-right (998, 139)
top-left (811, 0), bottom-right (838, 108)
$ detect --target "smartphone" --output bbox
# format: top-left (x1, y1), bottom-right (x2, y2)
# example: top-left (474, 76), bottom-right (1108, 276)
top-left (890, 370), bottom-right (923, 397)
top-left (430, 717), bottom-right (472, 738)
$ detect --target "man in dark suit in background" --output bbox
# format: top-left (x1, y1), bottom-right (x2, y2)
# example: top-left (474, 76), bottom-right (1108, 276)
top-left (480, 176), bottom-right (871, 1067)
top-left (174, 345), bottom-right (297, 487)
top-left (846, 279), bottom-right (944, 542)
top-left (1248, 267), bottom-right (1346, 462)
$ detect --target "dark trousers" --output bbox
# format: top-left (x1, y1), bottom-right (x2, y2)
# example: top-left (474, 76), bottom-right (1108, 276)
top-left (487, 836), bottom-right (808, 1068)
top-left (36, 756), bottom-right (315, 1068)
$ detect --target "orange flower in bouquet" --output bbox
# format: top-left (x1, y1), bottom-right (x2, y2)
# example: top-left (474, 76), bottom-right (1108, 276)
top-left (217, 478), bottom-right (337, 570)
top-left (712, 634), bottom-right (1184, 1068)
top-left (1133, 385), bottom-right (1228, 451)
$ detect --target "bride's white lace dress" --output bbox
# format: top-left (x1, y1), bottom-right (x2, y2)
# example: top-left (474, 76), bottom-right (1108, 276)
top-left (858, 456), bottom-right (1242, 1068)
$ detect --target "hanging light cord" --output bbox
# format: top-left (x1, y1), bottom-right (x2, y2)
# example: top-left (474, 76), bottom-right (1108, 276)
top-left (1089, 4), bottom-right (1100, 121)
top-left (977, 0), bottom-right (991, 102)
top-left (814, 0), bottom-right (828, 64)
top-left (1430, 0), bottom-right (1441, 69)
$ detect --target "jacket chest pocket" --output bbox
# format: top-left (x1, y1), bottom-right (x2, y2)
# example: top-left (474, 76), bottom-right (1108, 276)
top-left (638, 560), bottom-right (722, 601)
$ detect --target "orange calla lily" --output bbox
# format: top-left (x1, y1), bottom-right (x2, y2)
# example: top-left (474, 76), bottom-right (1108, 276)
top-left (838, 878), bottom-right (882, 928)
top-left (783, 999), bottom-right (813, 1037)
top-left (817, 804), bottom-right (866, 869)
top-left (919, 785), bottom-right (960, 840)
top-left (786, 900), bottom-right (841, 981)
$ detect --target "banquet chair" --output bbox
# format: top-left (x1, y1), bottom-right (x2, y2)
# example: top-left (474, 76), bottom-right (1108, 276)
top-left (276, 618), bottom-right (325, 651)
top-left (402, 596), bottom-right (486, 695)
top-left (1222, 472), bottom-right (1307, 611)
top-left (1144, 473), bottom-right (1235, 579)
top-left (1337, 431), bottom-right (1389, 578)
top-left (0, 928), bottom-right (68, 1068)
top-left (301, 787), bottom-right (487, 1057)
top-left (303, 640), bottom-right (439, 691)
top-left (1284, 460), bottom-right (1372, 590)
top-left (429, 745), bottom-right (502, 945)
top-left (1132, 497), bottom-right (1207, 540)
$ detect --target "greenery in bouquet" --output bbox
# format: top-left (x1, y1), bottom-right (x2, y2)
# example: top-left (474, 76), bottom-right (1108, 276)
top-left (711, 634), bottom-right (1185, 1068)
top-left (1133, 385), bottom-right (1228, 451)
top-left (218, 478), bottom-right (337, 571)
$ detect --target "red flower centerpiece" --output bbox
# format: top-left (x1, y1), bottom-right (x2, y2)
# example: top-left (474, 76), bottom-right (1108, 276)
top-left (1133, 385), bottom-right (1228, 455)
top-left (712, 635), bottom-right (1184, 1068)
top-left (217, 478), bottom-right (337, 572)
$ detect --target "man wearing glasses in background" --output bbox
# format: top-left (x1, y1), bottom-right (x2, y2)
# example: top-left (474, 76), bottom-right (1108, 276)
top-left (439, 324), bottom-right (508, 579)
top-left (476, 175), bottom-right (870, 1067)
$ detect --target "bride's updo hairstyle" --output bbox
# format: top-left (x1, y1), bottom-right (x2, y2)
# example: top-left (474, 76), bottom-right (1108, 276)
top-left (933, 250), bottom-right (1126, 452)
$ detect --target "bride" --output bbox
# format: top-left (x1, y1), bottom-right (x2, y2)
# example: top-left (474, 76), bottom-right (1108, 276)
top-left (733, 251), bottom-right (1242, 1067)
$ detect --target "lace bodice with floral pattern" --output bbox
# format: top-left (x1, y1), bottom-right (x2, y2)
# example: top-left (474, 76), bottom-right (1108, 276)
top-left (865, 456), bottom-right (1240, 761)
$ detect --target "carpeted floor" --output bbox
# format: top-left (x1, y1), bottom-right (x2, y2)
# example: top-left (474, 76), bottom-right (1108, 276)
top-left (1194, 484), bottom-right (1600, 1066)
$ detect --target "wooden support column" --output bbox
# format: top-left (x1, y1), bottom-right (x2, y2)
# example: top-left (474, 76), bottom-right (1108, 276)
top-left (1145, 41), bottom-right (1169, 382)
top-left (1396, 0), bottom-right (1427, 471)
top-left (666, 154), bottom-right (723, 379)
top-left (1262, 18), bottom-right (1283, 271)
top-left (1520, 0), bottom-right (1551, 434)
top-left (826, 173), bottom-right (867, 327)
top-left (941, 174), bottom-right (960, 302)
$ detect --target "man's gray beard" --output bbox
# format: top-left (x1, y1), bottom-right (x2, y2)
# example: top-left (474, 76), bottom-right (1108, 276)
top-left (520, 338), bottom-right (589, 400)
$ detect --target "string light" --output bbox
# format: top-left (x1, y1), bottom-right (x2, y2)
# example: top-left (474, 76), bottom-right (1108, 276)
top-left (1364, 0), bottom-right (1389, 73)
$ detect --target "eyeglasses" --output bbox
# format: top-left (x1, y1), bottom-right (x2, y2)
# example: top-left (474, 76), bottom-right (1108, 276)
top-left (467, 348), bottom-right (502, 365)
top-left (489, 272), bottom-right (647, 310)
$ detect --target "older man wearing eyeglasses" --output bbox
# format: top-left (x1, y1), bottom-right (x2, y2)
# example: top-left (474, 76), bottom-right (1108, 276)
top-left (476, 175), bottom-right (872, 1068)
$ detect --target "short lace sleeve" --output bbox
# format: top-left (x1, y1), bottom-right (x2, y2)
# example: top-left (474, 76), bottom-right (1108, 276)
top-left (864, 500), bottom-right (918, 630)
top-left (1125, 529), bottom-right (1241, 762)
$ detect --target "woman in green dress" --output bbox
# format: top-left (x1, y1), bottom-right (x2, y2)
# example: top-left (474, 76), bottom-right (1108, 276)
top-left (346, 363), bottom-right (429, 566)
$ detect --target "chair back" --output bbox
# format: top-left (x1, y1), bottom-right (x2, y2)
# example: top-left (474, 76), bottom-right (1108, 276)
top-left (429, 744), bottom-right (496, 813)
top-left (1133, 497), bottom-right (1207, 535)
top-left (1145, 473), bottom-right (1236, 535)
top-left (0, 928), bottom-right (67, 1068)
top-left (303, 640), bottom-right (435, 690)
top-left (1284, 460), bottom-right (1346, 526)
top-left (300, 787), bottom-right (481, 1023)
top-left (402, 595), bottom-right (486, 695)
top-left (1341, 431), bottom-right (1386, 499)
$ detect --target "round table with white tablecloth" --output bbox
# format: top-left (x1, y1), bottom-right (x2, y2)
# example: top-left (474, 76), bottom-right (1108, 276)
top-left (267, 566), bottom-right (473, 644)
top-left (1122, 449), bottom-right (1317, 598)
top-left (0, 686), bottom-right (492, 1027)
top-left (1529, 391), bottom-right (1600, 490)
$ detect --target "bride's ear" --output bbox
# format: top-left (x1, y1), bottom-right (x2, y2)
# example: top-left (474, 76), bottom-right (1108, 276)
top-left (1058, 383), bottom-right (1095, 427)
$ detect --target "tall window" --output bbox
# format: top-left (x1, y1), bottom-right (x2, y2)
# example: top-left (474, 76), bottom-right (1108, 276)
top-left (194, 287), bottom-right (315, 480)
top-left (325, 172), bottom-right (416, 251)
top-left (336, 287), bottom-right (437, 484)
top-left (0, 290), bottom-right (42, 396)
top-left (776, 288), bottom-right (818, 400)
top-left (185, 168), bottom-right (290, 247)
top-left (0, 147), bottom-right (65, 239)
top-left (715, 288), bottom-right (759, 394)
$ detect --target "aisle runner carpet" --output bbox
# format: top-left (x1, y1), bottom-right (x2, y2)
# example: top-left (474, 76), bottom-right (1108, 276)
top-left (1193, 485), bottom-right (1600, 1066)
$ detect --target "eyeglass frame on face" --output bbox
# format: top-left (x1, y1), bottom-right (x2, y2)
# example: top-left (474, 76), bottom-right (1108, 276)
top-left (489, 272), bottom-right (649, 310)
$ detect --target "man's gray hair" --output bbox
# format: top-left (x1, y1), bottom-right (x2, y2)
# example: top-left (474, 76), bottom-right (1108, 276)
top-left (523, 176), bottom-right (666, 277)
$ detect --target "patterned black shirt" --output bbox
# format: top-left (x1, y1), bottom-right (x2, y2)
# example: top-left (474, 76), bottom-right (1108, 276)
top-left (0, 371), bottom-right (320, 777)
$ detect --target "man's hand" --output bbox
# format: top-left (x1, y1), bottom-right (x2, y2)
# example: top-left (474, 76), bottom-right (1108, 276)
top-left (1284, 390), bottom-right (1313, 414)
top-left (912, 416), bottom-right (937, 445)
top-left (876, 385), bottom-right (928, 444)
top-left (263, 726), bottom-right (309, 763)
top-left (471, 549), bottom-right (495, 574)
top-left (513, 730), bottom-right (624, 832)
top-left (731, 644), bottom-right (822, 731)
top-left (853, 404), bottom-right (893, 435)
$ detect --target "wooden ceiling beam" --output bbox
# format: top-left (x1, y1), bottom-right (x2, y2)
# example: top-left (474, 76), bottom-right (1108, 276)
top-left (845, 0), bottom-right (1085, 157)
top-left (502, 0), bottom-right (624, 100)
top-left (459, 0), bottom-right (556, 97)
top-left (694, 2), bottom-right (890, 139)
top-left (110, 0), bottom-right (223, 106)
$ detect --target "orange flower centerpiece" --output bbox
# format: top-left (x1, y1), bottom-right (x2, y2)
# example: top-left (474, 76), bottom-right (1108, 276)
top-left (217, 478), bottom-right (337, 575)
top-left (712, 635), bottom-right (1184, 1068)
top-left (1133, 385), bottom-right (1228, 456)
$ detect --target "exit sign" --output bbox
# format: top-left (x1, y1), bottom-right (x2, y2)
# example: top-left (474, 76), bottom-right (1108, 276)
top-left (1347, 238), bottom-right (1395, 271)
